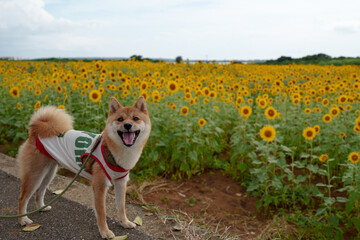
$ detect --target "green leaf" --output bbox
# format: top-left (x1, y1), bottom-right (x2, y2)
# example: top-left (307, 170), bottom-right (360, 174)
top-left (237, 162), bottom-right (248, 173)
top-left (315, 207), bottom-right (327, 216)
top-left (267, 155), bottom-right (277, 164)
top-left (52, 189), bottom-right (65, 195)
top-left (316, 183), bottom-right (327, 187)
top-left (353, 218), bottom-right (360, 232)
top-left (247, 182), bottom-right (259, 192)
top-left (188, 151), bottom-right (198, 161)
top-left (300, 153), bottom-right (310, 159)
top-left (272, 177), bottom-right (283, 189)
top-left (214, 127), bottom-right (224, 133)
top-left (324, 197), bottom-right (336, 206)
top-left (180, 162), bottom-right (189, 172)
top-left (295, 175), bottom-right (306, 184)
top-left (133, 216), bottom-right (143, 226)
top-left (22, 224), bottom-right (41, 232)
top-left (248, 151), bottom-right (258, 161)
top-left (329, 216), bottom-right (339, 228)
top-left (293, 160), bottom-right (306, 168)
top-left (280, 145), bottom-right (293, 153)
top-left (307, 164), bottom-right (319, 173)
top-left (336, 197), bottom-right (348, 203)
top-left (109, 236), bottom-right (127, 240)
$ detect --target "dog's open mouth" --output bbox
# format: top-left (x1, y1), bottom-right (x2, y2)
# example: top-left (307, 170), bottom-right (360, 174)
top-left (118, 130), bottom-right (140, 147)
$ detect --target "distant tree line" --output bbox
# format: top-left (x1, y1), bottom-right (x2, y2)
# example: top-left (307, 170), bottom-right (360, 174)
top-left (263, 53), bottom-right (360, 65)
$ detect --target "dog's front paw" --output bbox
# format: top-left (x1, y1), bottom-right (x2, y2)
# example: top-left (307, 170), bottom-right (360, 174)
top-left (40, 206), bottom-right (52, 212)
top-left (100, 229), bottom-right (115, 239)
top-left (120, 220), bottom-right (136, 229)
top-left (19, 216), bottom-right (33, 226)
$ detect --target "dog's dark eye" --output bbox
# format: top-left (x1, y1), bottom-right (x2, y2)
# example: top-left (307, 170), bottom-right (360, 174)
top-left (118, 117), bottom-right (124, 122)
top-left (133, 117), bottom-right (139, 121)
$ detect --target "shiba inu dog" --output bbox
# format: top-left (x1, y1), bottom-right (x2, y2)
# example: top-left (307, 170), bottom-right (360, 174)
top-left (17, 97), bottom-right (151, 238)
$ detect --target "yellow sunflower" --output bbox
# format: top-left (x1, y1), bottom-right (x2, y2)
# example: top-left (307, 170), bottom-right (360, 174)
top-left (339, 95), bottom-right (347, 104)
top-left (202, 87), bottom-right (210, 96)
top-left (302, 127), bottom-right (316, 141)
top-left (198, 118), bottom-right (206, 127)
top-left (355, 117), bottom-right (360, 128)
top-left (140, 81), bottom-right (148, 91)
top-left (339, 132), bottom-right (346, 138)
top-left (180, 106), bottom-right (189, 116)
top-left (304, 108), bottom-right (311, 114)
top-left (9, 87), bottom-right (20, 98)
top-left (354, 125), bottom-right (360, 133)
top-left (349, 152), bottom-right (360, 164)
top-left (319, 154), bottom-right (328, 162)
top-left (34, 101), bottom-right (41, 111)
top-left (260, 125), bottom-right (276, 142)
top-left (292, 98), bottom-right (300, 105)
top-left (34, 88), bottom-right (41, 96)
top-left (258, 98), bottom-right (268, 109)
top-left (314, 125), bottom-right (321, 134)
top-left (167, 81), bottom-right (179, 94)
top-left (322, 98), bottom-right (329, 106)
top-left (264, 106), bottom-right (277, 120)
top-left (240, 105), bottom-right (252, 118)
top-left (330, 106), bottom-right (340, 117)
top-left (323, 114), bottom-right (332, 123)
top-left (89, 89), bottom-right (102, 103)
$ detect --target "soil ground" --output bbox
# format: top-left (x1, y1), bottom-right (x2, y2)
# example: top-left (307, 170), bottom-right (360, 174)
top-left (130, 171), bottom-right (265, 237)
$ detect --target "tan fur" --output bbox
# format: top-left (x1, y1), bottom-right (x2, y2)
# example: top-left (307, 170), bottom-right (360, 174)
top-left (28, 106), bottom-right (73, 138)
top-left (17, 97), bottom-right (151, 239)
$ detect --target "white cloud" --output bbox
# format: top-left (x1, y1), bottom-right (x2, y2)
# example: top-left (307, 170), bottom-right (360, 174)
top-left (1, 0), bottom-right (360, 59)
top-left (332, 21), bottom-right (360, 34)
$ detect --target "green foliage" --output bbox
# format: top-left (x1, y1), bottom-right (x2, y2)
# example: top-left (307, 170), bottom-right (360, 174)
top-left (263, 53), bottom-right (360, 65)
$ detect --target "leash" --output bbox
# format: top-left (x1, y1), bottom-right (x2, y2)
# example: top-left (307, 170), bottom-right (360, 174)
top-left (0, 134), bottom-right (102, 219)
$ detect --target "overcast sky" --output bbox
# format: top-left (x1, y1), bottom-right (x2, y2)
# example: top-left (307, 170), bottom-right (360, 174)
top-left (0, 0), bottom-right (360, 60)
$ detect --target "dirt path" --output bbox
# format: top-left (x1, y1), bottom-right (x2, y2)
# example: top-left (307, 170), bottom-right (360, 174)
top-left (0, 152), bottom-right (290, 239)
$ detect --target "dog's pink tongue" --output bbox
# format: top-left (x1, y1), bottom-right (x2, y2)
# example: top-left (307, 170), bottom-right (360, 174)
top-left (123, 132), bottom-right (135, 145)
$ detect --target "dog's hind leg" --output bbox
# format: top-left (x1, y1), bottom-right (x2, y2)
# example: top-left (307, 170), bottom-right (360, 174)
top-left (35, 160), bottom-right (58, 211)
top-left (18, 147), bottom-right (55, 225)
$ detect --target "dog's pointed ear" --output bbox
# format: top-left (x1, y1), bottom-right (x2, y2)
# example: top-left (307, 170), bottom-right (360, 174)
top-left (109, 97), bottom-right (122, 115)
top-left (135, 96), bottom-right (148, 114)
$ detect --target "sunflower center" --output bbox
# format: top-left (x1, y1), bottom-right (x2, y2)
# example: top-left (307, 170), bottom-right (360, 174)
top-left (264, 130), bottom-right (272, 138)
top-left (170, 84), bottom-right (176, 91)
top-left (306, 131), bottom-right (314, 137)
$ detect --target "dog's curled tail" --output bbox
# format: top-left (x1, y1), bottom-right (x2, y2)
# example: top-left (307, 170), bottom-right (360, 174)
top-left (28, 106), bottom-right (74, 138)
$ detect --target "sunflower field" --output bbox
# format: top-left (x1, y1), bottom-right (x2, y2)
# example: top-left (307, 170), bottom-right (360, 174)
top-left (1, 59), bottom-right (360, 237)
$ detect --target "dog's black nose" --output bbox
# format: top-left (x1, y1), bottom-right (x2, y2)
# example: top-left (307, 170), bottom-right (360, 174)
top-left (124, 123), bottom-right (132, 130)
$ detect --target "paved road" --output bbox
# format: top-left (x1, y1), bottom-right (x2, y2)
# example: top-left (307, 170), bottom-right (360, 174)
top-left (0, 169), bottom-right (156, 240)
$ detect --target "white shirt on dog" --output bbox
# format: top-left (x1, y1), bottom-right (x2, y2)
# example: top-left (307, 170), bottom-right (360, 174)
top-left (36, 130), bottom-right (129, 181)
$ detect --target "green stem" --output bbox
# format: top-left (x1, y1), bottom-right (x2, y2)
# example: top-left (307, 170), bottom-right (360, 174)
top-left (327, 162), bottom-right (332, 214)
